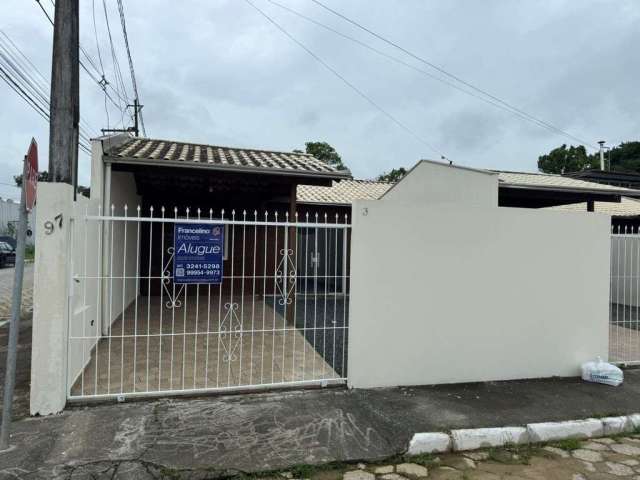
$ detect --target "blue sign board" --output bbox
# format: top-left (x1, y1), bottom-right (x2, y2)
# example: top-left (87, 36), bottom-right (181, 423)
top-left (173, 223), bottom-right (224, 284)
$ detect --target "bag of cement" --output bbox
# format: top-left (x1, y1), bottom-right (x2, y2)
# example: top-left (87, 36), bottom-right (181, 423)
top-left (581, 357), bottom-right (623, 386)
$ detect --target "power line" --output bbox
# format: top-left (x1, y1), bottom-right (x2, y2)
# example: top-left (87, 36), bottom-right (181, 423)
top-left (0, 63), bottom-right (91, 155)
top-left (264, 0), bottom-right (589, 145)
top-left (308, 0), bottom-right (598, 150)
top-left (34, 0), bottom-right (130, 115)
top-left (116, 0), bottom-right (146, 136)
top-left (0, 32), bottom-right (95, 145)
top-left (243, 0), bottom-right (448, 159)
top-left (102, 0), bottom-right (130, 129)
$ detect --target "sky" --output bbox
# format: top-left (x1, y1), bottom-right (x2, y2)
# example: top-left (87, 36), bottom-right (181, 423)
top-left (1, 0), bottom-right (639, 201)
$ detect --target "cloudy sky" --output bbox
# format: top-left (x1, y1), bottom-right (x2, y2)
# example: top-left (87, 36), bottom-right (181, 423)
top-left (1, 0), bottom-right (639, 201)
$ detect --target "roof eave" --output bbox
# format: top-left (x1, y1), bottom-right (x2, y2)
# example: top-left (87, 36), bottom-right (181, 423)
top-left (499, 183), bottom-right (640, 198)
top-left (103, 155), bottom-right (353, 181)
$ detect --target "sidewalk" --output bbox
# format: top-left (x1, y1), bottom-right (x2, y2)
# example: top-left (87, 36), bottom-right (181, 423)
top-left (0, 370), bottom-right (639, 478)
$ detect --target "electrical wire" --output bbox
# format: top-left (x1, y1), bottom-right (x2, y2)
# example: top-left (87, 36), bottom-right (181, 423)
top-left (35, 0), bottom-right (130, 114)
top-left (308, 0), bottom-right (598, 150)
top-left (102, 0), bottom-right (131, 128)
top-left (243, 0), bottom-right (448, 158)
top-left (0, 58), bottom-right (91, 155)
top-left (116, 0), bottom-right (146, 136)
top-left (265, 0), bottom-right (590, 146)
top-left (0, 32), bottom-right (95, 144)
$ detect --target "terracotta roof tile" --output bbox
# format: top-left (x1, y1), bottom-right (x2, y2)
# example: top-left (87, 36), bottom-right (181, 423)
top-left (297, 179), bottom-right (393, 204)
top-left (104, 136), bottom-right (350, 178)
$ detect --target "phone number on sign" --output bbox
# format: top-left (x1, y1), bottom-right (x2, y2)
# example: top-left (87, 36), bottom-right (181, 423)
top-left (185, 263), bottom-right (221, 269)
top-left (185, 269), bottom-right (221, 276)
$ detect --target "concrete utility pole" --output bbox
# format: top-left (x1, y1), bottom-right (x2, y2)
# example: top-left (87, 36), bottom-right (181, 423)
top-left (598, 140), bottom-right (606, 171)
top-left (48, 0), bottom-right (79, 185)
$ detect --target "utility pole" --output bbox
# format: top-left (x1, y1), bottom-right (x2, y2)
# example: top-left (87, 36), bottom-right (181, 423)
top-left (101, 99), bottom-right (142, 137)
top-left (598, 140), bottom-right (606, 171)
top-left (48, 0), bottom-right (79, 185)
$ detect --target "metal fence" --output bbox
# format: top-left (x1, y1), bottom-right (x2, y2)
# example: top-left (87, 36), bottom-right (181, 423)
top-left (67, 205), bottom-right (350, 400)
top-left (610, 228), bottom-right (640, 366)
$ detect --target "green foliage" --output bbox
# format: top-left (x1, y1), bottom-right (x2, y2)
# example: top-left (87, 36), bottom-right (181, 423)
top-left (537, 144), bottom-right (595, 174)
top-left (402, 452), bottom-right (437, 467)
top-left (304, 142), bottom-right (348, 171)
top-left (377, 167), bottom-right (407, 182)
top-left (14, 170), bottom-right (49, 187)
top-left (25, 244), bottom-right (35, 260)
top-left (552, 438), bottom-right (582, 451)
top-left (606, 141), bottom-right (640, 172)
top-left (537, 141), bottom-right (640, 174)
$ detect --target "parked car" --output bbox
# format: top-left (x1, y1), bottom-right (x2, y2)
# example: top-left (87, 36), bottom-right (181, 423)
top-left (0, 236), bottom-right (16, 249)
top-left (0, 241), bottom-right (16, 268)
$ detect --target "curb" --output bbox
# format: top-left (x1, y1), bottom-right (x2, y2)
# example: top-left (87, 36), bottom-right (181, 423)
top-left (407, 413), bottom-right (640, 455)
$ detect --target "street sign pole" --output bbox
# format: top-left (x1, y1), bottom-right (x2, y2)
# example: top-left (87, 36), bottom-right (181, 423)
top-left (0, 162), bottom-right (28, 450)
top-left (0, 140), bottom-right (37, 451)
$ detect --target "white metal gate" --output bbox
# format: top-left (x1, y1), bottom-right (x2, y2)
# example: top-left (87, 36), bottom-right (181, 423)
top-left (66, 205), bottom-right (350, 400)
top-left (610, 227), bottom-right (640, 366)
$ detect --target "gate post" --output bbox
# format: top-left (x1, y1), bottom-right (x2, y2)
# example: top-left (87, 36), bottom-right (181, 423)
top-left (30, 182), bottom-right (74, 415)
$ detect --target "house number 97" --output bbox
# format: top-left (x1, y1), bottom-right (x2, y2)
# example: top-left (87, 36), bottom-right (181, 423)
top-left (44, 213), bottom-right (63, 235)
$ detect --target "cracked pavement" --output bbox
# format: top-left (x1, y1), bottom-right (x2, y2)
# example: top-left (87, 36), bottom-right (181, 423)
top-left (0, 373), bottom-right (640, 478)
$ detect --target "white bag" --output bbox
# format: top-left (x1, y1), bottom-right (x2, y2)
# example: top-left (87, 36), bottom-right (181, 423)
top-left (581, 357), bottom-right (624, 386)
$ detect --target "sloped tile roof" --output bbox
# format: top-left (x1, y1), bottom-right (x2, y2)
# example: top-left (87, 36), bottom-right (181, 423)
top-left (103, 137), bottom-right (351, 178)
top-left (545, 196), bottom-right (640, 217)
top-left (297, 179), bottom-right (393, 204)
top-left (496, 170), bottom-right (639, 195)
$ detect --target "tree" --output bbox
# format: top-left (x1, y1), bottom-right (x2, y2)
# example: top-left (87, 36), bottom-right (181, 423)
top-left (377, 167), bottom-right (407, 182)
top-left (14, 170), bottom-right (49, 187)
top-left (537, 141), bottom-right (640, 174)
top-left (537, 144), bottom-right (595, 174)
top-left (604, 141), bottom-right (640, 172)
top-left (303, 142), bottom-right (348, 170)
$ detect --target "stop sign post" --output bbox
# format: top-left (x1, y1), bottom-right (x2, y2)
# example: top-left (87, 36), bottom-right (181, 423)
top-left (0, 139), bottom-right (38, 450)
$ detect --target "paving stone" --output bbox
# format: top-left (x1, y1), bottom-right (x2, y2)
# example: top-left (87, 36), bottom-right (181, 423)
top-left (464, 451), bottom-right (489, 461)
top-left (395, 463), bottom-right (428, 478)
top-left (571, 449), bottom-right (604, 462)
top-left (374, 466), bottom-right (395, 474)
top-left (443, 457), bottom-right (475, 471)
top-left (610, 443), bottom-right (640, 456)
top-left (582, 441), bottom-right (610, 451)
top-left (380, 474), bottom-right (407, 480)
top-left (579, 461), bottom-right (596, 473)
top-left (542, 446), bottom-right (570, 458)
top-left (593, 437), bottom-right (617, 445)
top-left (343, 471), bottom-right (375, 480)
top-left (357, 463), bottom-right (367, 470)
top-left (572, 474), bottom-right (587, 480)
top-left (606, 462), bottom-right (636, 476)
top-left (621, 459), bottom-right (640, 466)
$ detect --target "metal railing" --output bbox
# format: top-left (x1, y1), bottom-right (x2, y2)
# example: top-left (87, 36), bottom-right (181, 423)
top-left (67, 205), bottom-right (350, 400)
top-left (610, 227), bottom-right (640, 366)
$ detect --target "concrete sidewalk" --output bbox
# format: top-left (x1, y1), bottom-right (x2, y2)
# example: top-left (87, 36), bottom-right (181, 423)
top-left (1, 370), bottom-right (640, 478)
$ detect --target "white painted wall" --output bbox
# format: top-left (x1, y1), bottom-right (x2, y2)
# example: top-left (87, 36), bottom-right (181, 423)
top-left (611, 235), bottom-right (640, 307)
top-left (348, 165), bottom-right (610, 389)
top-left (381, 160), bottom-right (499, 208)
top-left (105, 171), bottom-right (141, 327)
top-left (31, 183), bottom-right (75, 414)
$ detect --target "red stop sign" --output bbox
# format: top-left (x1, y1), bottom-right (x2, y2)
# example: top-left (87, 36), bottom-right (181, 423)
top-left (24, 138), bottom-right (38, 212)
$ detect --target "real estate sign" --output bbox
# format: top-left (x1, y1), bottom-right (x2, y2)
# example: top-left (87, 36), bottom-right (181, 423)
top-left (173, 223), bottom-right (224, 284)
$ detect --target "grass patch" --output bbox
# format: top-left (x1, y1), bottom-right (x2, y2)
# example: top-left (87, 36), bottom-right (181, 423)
top-left (552, 438), bottom-right (582, 451)
top-left (402, 452), bottom-right (438, 467)
top-left (487, 443), bottom-right (539, 465)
